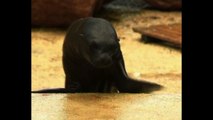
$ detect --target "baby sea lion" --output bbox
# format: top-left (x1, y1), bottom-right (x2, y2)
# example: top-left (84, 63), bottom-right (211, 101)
top-left (32, 17), bottom-right (162, 93)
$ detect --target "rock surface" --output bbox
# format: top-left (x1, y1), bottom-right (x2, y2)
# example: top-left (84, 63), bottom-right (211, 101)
top-left (32, 0), bottom-right (104, 27)
top-left (144, 0), bottom-right (181, 10)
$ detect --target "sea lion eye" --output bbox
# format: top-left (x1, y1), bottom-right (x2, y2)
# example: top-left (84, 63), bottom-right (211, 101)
top-left (90, 42), bottom-right (98, 50)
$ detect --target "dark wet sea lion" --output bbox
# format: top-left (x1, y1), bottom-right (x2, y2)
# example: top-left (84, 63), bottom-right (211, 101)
top-left (32, 17), bottom-right (162, 93)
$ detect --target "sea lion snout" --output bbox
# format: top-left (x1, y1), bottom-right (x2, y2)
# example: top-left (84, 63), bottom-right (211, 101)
top-left (93, 54), bottom-right (113, 68)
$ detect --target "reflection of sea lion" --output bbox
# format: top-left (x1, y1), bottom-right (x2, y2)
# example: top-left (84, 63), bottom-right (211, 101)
top-left (32, 17), bottom-right (162, 93)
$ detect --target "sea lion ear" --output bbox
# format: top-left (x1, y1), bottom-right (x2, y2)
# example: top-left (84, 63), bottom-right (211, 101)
top-left (117, 37), bottom-right (120, 42)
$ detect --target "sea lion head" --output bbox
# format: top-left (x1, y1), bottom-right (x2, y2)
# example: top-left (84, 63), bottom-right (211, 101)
top-left (79, 18), bottom-right (120, 68)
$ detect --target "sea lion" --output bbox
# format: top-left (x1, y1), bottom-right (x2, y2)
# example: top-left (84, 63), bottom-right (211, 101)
top-left (32, 17), bottom-right (162, 93)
